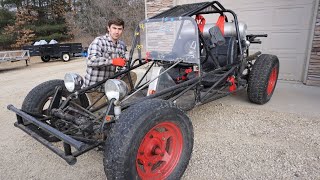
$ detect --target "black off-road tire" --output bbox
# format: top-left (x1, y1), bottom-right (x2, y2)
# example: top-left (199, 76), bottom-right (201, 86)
top-left (104, 99), bottom-right (194, 180)
top-left (21, 79), bottom-right (89, 142)
top-left (41, 55), bottom-right (50, 62)
top-left (247, 54), bottom-right (279, 104)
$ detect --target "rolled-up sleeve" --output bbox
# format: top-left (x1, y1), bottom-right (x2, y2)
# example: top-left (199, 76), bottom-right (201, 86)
top-left (86, 38), bottom-right (112, 67)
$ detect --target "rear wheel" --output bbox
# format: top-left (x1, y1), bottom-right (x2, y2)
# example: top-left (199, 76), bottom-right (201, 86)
top-left (61, 53), bottom-right (70, 62)
top-left (104, 99), bottom-right (194, 180)
top-left (21, 79), bottom-right (89, 142)
top-left (247, 54), bottom-right (279, 104)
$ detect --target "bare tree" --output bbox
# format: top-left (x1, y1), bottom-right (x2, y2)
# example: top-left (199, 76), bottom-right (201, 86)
top-left (67, 0), bottom-right (145, 46)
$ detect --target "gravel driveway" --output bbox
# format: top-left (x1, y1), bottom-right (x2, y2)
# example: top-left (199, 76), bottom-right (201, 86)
top-left (0, 58), bottom-right (319, 179)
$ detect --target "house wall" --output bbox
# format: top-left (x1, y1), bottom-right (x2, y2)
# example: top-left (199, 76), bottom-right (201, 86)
top-left (146, 0), bottom-right (174, 18)
top-left (306, 2), bottom-right (320, 86)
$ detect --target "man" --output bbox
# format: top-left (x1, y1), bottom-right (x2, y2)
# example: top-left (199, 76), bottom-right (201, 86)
top-left (84, 18), bottom-right (136, 107)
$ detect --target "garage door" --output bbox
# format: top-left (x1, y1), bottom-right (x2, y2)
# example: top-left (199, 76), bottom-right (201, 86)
top-left (176, 0), bottom-right (317, 81)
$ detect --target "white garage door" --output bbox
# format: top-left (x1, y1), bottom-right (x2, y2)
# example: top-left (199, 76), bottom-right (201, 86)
top-left (176, 0), bottom-right (317, 81)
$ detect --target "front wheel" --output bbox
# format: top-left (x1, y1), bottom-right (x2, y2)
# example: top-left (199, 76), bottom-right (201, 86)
top-left (21, 79), bottom-right (89, 142)
top-left (104, 99), bottom-right (194, 180)
top-left (41, 55), bottom-right (50, 62)
top-left (61, 53), bottom-right (70, 62)
top-left (247, 54), bottom-right (280, 104)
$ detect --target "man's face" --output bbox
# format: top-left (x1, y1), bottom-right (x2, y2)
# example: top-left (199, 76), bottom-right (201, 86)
top-left (108, 24), bottom-right (124, 42)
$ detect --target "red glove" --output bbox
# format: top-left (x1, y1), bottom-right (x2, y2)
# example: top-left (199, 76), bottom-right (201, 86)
top-left (112, 57), bottom-right (126, 67)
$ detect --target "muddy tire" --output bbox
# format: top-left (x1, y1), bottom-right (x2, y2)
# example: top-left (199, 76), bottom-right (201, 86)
top-left (21, 79), bottom-right (89, 142)
top-left (104, 99), bottom-right (194, 180)
top-left (247, 54), bottom-right (279, 104)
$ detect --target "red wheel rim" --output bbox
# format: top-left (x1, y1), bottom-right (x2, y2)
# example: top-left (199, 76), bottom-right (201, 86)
top-left (136, 122), bottom-right (183, 180)
top-left (267, 67), bottom-right (278, 95)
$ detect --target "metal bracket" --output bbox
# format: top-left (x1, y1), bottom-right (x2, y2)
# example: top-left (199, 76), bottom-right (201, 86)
top-left (48, 86), bottom-right (63, 113)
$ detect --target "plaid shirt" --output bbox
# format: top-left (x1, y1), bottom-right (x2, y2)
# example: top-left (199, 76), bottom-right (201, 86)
top-left (84, 34), bottom-right (126, 90)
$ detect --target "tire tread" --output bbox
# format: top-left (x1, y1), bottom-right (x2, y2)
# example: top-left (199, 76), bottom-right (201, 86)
top-left (104, 99), bottom-right (194, 180)
top-left (247, 54), bottom-right (279, 104)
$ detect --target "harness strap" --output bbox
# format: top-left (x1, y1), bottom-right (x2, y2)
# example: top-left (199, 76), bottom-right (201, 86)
top-left (195, 15), bottom-right (206, 33)
top-left (216, 15), bottom-right (225, 35)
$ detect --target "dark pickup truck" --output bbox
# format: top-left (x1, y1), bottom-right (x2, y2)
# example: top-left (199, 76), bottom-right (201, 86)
top-left (23, 43), bottom-right (84, 62)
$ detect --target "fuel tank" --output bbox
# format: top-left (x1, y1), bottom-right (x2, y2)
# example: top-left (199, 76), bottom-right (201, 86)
top-left (181, 22), bottom-right (247, 40)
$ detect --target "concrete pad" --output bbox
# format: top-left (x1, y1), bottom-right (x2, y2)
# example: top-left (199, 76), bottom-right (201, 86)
top-left (221, 80), bottom-right (320, 118)
top-left (133, 64), bottom-right (320, 118)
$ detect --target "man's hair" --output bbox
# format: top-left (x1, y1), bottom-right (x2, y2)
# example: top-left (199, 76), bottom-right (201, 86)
top-left (107, 18), bottom-right (125, 28)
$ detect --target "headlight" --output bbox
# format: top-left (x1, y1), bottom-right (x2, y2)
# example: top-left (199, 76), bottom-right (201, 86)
top-left (104, 79), bottom-right (128, 101)
top-left (64, 73), bottom-right (84, 92)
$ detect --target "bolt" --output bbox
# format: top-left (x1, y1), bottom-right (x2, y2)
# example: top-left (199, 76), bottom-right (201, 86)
top-left (148, 163), bottom-right (152, 166)
top-left (140, 152), bottom-right (144, 155)
top-left (160, 153), bottom-right (164, 157)
top-left (162, 137), bottom-right (166, 141)
top-left (150, 135), bottom-right (153, 138)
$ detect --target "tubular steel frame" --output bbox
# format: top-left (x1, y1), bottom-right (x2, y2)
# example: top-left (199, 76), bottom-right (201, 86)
top-left (7, 1), bottom-right (255, 165)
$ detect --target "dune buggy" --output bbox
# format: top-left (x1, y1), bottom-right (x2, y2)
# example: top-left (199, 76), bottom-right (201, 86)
top-left (8, 1), bottom-right (279, 179)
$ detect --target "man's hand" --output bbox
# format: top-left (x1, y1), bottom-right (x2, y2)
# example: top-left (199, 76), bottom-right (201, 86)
top-left (112, 57), bottom-right (126, 67)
